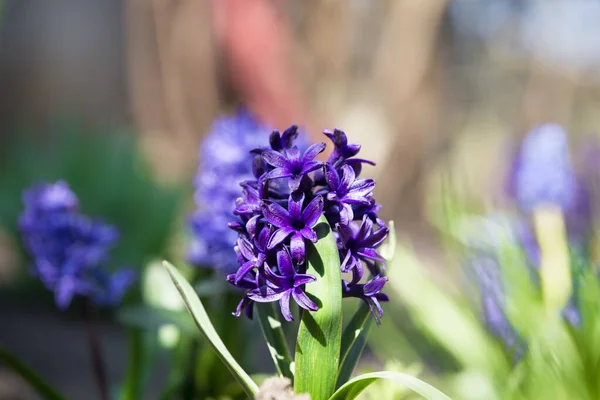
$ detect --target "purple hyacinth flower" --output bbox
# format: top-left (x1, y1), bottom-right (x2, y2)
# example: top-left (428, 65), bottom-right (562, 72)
top-left (263, 193), bottom-right (323, 263)
top-left (269, 125), bottom-right (300, 152)
top-left (19, 181), bottom-right (134, 310)
top-left (262, 143), bottom-right (326, 190)
top-left (324, 164), bottom-right (375, 225)
top-left (233, 226), bottom-right (271, 283)
top-left (337, 216), bottom-right (388, 280)
top-left (512, 123), bottom-right (576, 213)
top-left (342, 275), bottom-right (389, 324)
top-left (227, 125), bottom-right (389, 323)
top-left (234, 182), bottom-right (262, 216)
top-left (247, 248), bottom-right (317, 321)
top-left (468, 255), bottom-right (521, 351)
top-left (324, 129), bottom-right (375, 174)
top-left (227, 271), bottom-right (260, 319)
top-left (188, 109), bottom-right (312, 271)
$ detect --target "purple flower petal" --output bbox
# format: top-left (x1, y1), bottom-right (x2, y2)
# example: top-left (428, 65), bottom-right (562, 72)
top-left (293, 274), bottom-right (316, 286)
top-left (280, 125), bottom-right (299, 148)
top-left (339, 165), bottom-right (355, 192)
top-left (300, 227), bottom-right (317, 243)
top-left (267, 227), bottom-right (295, 249)
top-left (302, 196), bottom-right (324, 227)
top-left (286, 147), bottom-right (302, 163)
top-left (339, 203), bottom-right (354, 226)
top-left (303, 142), bottom-right (326, 163)
top-left (233, 296), bottom-right (253, 317)
top-left (349, 178), bottom-right (375, 193)
top-left (300, 160), bottom-right (324, 175)
top-left (235, 260), bottom-right (257, 283)
top-left (248, 287), bottom-right (286, 302)
top-left (237, 236), bottom-right (256, 261)
top-left (292, 287), bottom-right (318, 311)
top-left (325, 165), bottom-right (340, 190)
top-left (262, 150), bottom-right (290, 168)
top-left (360, 226), bottom-right (389, 248)
top-left (363, 276), bottom-right (388, 296)
top-left (357, 248), bottom-right (385, 262)
top-left (263, 168), bottom-right (293, 181)
top-left (276, 248), bottom-right (295, 277)
top-left (279, 290), bottom-right (293, 321)
top-left (289, 192), bottom-right (305, 221)
top-left (289, 176), bottom-right (302, 191)
top-left (290, 232), bottom-right (306, 263)
top-left (356, 216), bottom-right (373, 241)
top-left (262, 202), bottom-right (292, 228)
top-left (263, 264), bottom-right (291, 288)
top-left (340, 249), bottom-right (352, 272)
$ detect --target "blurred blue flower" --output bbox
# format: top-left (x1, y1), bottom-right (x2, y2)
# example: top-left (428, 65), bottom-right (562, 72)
top-left (508, 123), bottom-right (592, 241)
top-left (188, 109), bottom-right (309, 271)
top-left (511, 123), bottom-right (576, 212)
top-left (19, 181), bottom-right (135, 310)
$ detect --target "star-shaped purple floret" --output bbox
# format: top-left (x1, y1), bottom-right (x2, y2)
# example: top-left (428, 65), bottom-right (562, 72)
top-left (247, 248), bottom-right (317, 321)
top-left (233, 226), bottom-right (271, 283)
top-left (324, 129), bottom-right (375, 173)
top-left (261, 143), bottom-right (326, 190)
top-left (342, 275), bottom-right (389, 324)
top-left (227, 271), bottom-right (260, 319)
top-left (269, 125), bottom-right (300, 152)
top-left (338, 216), bottom-right (388, 281)
top-left (324, 164), bottom-right (375, 225)
top-left (234, 182), bottom-right (262, 216)
top-left (263, 192), bottom-right (323, 263)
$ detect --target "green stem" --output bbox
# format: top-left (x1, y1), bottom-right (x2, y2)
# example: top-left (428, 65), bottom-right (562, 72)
top-left (120, 328), bottom-right (156, 400)
top-left (0, 345), bottom-right (66, 400)
top-left (256, 302), bottom-right (294, 380)
top-left (337, 302), bottom-right (372, 387)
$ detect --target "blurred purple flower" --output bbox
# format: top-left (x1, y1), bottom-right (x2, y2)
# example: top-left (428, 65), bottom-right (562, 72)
top-left (188, 109), bottom-right (309, 271)
top-left (19, 181), bottom-right (134, 310)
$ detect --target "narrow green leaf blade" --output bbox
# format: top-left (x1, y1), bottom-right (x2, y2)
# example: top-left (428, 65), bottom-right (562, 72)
top-left (0, 345), bottom-right (66, 400)
top-left (163, 261), bottom-right (259, 397)
top-left (256, 303), bottom-right (294, 380)
top-left (337, 302), bottom-right (372, 388)
top-left (119, 328), bottom-right (158, 400)
top-left (329, 371), bottom-right (452, 400)
top-left (295, 216), bottom-right (343, 400)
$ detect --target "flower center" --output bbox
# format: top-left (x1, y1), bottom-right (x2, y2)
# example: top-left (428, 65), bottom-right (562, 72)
top-left (292, 220), bottom-right (305, 230)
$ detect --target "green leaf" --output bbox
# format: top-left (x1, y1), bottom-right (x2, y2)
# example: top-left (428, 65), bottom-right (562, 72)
top-left (119, 328), bottom-right (158, 400)
top-left (387, 245), bottom-right (509, 375)
top-left (294, 216), bottom-right (343, 400)
top-left (163, 261), bottom-right (259, 398)
top-left (337, 302), bottom-right (372, 388)
top-left (0, 345), bottom-right (66, 400)
top-left (256, 303), bottom-right (294, 380)
top-left (329, 371), bottom-right (452, 400)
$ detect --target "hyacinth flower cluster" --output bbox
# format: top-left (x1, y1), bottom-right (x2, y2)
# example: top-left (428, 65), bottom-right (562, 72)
top-left (226, 126), bottom-right (389, 322)
top-left (466, 123), bottom-right (598, 350)
top-left (188, 109), bottom-right (308, 272)
top-left (161, 125), bottom-right (450, 400)
top-left (19, 181), bottom-right (134, 310)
